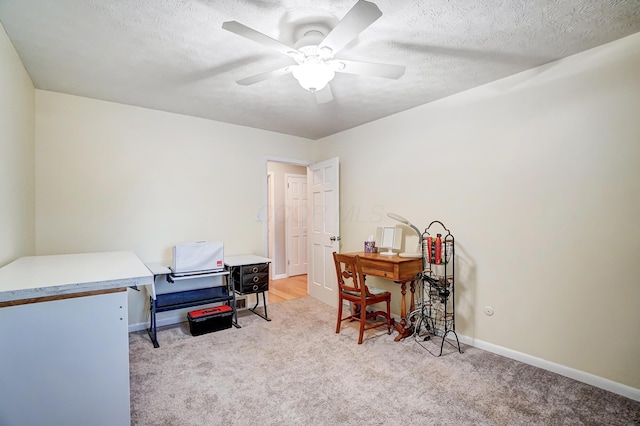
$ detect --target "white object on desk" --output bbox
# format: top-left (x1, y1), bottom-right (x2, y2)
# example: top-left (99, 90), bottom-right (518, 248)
top-left (387, 212), bottom-right (424, 258)
top-left (171, 240), bottom-right (224, 275)
top-left (399, 252), bottom-right (422, 258)
top-left (375, 226), bottom-right (403, 256)
top-left (0, 251), bottom-right (152, 426)
top-left (224, 254), bottom-right (272, 267)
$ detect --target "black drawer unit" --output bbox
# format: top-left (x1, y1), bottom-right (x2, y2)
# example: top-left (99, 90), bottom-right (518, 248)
top-left (232, 263), bottom-right (269, 294)
top-left (225, 256), bottom-right (272, 323)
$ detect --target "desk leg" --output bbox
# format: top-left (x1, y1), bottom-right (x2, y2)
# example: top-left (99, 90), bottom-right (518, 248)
top-left (399, 282), bottom-right (407, 319)
top-left (394, 280), bottom-right (415, 342)
top-left (147, 297), bottom-right (160, 348)
top-left (227, 273), bottom-right (241, 329)
top-left (249, 291), bottom-right (271, 321)
top-left (409, 280), bottom-right (416, 314)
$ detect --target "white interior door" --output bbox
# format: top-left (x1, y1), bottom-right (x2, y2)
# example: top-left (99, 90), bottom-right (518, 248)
top-left (286, 174), bottom-right (307, 276)
top-left (307, 157), bottom-right (340, 307)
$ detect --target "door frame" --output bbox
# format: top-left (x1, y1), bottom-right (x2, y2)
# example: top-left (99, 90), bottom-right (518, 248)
top-left (267, 171), bottom-right (275, 279)
top-left (263, 157), bottom-right (312, 280)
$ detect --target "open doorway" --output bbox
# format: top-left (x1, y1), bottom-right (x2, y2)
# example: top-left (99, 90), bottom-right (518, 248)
top-left (267, 160), bottom-right (309, 302)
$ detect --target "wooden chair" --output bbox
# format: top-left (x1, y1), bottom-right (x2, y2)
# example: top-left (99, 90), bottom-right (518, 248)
top-left (333, 252), bottom-right (393, 344)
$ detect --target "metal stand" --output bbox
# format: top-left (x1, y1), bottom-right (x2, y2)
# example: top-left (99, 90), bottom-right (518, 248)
top-left (224, 273), bottom-right (242, 329)
top-left (248, 290), bottom-right (271, 321)
top-left (410, 220), bottom-right (462, 356)
top-left (146, 270), bottom-right (233, 348)
top-left (147, 297), bottom-right (159, 348)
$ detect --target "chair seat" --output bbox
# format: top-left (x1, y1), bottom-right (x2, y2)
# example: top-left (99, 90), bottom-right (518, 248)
top-left (343, 286), bottom-right (387, 297)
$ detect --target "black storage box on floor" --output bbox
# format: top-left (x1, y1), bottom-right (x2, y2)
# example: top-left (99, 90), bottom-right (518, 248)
top-left (187, 305), bottom-right (233, 336)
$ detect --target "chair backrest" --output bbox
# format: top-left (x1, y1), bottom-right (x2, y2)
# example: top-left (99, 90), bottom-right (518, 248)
top-left (332, 252), bottom-right (372, 303)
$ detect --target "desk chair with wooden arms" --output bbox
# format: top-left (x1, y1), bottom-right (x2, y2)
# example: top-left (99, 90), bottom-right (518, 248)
top-left (333, 252), bottom-right (393, 344)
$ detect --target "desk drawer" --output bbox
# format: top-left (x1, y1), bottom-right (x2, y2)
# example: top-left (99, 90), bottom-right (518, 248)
top-left (361, 263), bottom-right (396, 280)
top-left (376, 270), bottom-right (397, 279)
top-left (234, 280), bottom-right (268, 294)
top-left (358, 257), bottom-right (419, 281)
top-left (235, 263), bottom-right (269, 275)
top-left (233, 274), bottom-right (269, 293)
top-left (234, 272), bottom-right (268, 286)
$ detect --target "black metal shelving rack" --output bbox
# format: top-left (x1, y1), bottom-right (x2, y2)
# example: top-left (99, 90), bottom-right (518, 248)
top-left (147, 270), bottom-right (235, 348)
top-left (410, 220), bottom-right (462, 356)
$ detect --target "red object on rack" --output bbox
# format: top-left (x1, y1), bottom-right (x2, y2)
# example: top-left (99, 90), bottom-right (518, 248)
top-left (435, 234), bottom-right (442, 264)
top-left (426, 237), bottom-right (432, 263)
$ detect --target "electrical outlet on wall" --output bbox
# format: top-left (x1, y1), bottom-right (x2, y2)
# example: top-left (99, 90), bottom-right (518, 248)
top-left (236, 298), bottom-right (247, 310)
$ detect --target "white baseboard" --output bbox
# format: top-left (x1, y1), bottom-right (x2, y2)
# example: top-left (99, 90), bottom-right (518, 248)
top-left (129, 314), bottom-right (183, 333)
top-left (272, 273), bottom-right (288, 280)
top-left (457, 334), bottom-right (640, 402)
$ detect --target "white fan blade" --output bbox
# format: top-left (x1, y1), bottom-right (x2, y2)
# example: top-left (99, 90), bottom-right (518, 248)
top-left (222, 21), bottom-right (301, 58)
top-left (337, 60), bottom-right (405, 79)
top-left (236, 66), bottom-right (292, 86)
top-left (314, 85), bottom-right (334, 104)
top-left (319, 0), bottom-right (382, 55)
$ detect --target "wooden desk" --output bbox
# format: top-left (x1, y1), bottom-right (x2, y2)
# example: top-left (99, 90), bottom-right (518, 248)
top-left (341, 252), bottom-right (422, 341)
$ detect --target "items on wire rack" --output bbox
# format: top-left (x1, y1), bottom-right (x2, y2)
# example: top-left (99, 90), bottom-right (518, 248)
top-left (409, 220), bottom-right (462, 356)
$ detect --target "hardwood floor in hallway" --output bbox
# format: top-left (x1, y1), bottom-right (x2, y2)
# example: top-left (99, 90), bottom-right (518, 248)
top-left (268, 274), bottom-right (308, 303)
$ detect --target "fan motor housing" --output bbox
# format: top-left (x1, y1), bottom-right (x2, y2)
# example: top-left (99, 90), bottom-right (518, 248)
top-left (294, 29), bottom-right (326, 50)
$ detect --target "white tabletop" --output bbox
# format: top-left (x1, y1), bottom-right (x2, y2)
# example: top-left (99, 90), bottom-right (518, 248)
top-left (224, 255), bottom-right (272, 267)
top-left (145, 262), bottom-right (171, 276)
top-left (0, 251), bottom-right (153, 303)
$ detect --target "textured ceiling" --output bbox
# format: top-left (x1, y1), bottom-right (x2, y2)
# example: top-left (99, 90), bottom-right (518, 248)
top-left (1, 0), bottom-right (639, 140)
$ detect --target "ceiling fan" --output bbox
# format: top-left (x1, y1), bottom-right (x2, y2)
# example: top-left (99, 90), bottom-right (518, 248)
top-left (222, 0), bottom-right (405, 103)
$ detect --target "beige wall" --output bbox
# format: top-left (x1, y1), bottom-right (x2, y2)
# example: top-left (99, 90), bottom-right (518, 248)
top-left (267, 161), bottom-right (307, 276)
top-left (0, 23), bottom-right (35, 266)
top-left (317, 33), bottom-right (640, 389)
top-left (35, 91), bottom-right (314, 324)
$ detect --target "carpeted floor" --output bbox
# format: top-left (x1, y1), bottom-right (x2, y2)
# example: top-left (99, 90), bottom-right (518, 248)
top-left (129, 296), bottom-right (640, 425)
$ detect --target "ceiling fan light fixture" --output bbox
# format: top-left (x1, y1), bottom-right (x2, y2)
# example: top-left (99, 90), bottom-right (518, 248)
top-left (223, 0), bottom-right (404, 100)
top-left (291, 61), bottom-right (335, 92)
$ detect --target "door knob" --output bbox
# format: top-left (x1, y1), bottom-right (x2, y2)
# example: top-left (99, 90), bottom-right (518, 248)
top-left (330, 236), bottom-right (341, 241)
